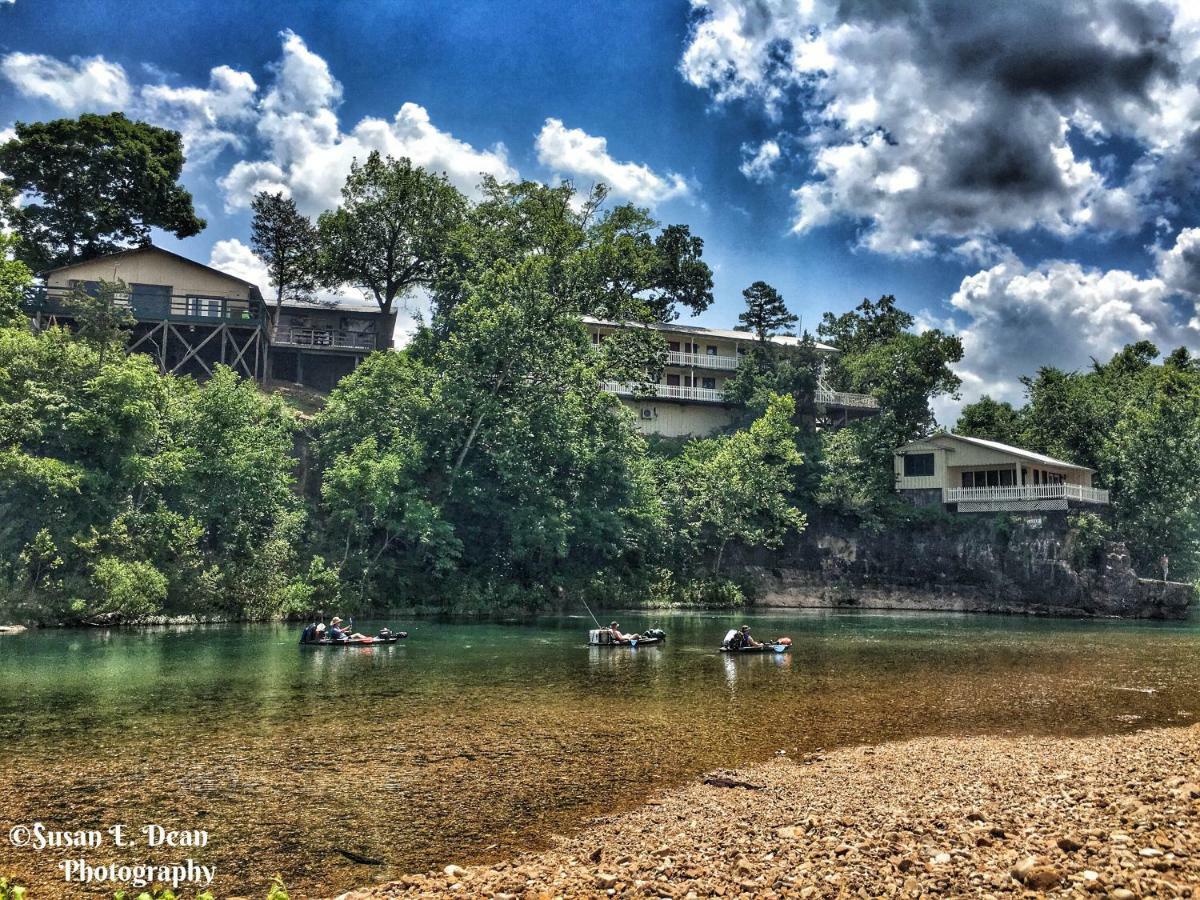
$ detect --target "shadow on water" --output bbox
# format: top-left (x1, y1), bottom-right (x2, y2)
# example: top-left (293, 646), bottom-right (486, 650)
top-left (1, 608), bottom-right (1199, 896)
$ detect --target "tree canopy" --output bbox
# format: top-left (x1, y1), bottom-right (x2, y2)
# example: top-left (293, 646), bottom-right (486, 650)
top-left (0, 113), bottom-right (205, 271)
top-left (251, 191), bottom-right (318, 314)
top-left (736, 281), bottom-right (796, 341)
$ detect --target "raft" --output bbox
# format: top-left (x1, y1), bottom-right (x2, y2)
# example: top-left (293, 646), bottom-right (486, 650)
top-left (719, 643), bottom-right (790, 654)
top-left (300, 633), bottom-right (407, 646)
top-left (588, 628), bottom-right (666, 647)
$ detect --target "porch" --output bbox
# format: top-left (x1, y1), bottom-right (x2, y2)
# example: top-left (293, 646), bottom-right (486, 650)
top-left (946, 483), bottom-right (1109, 512)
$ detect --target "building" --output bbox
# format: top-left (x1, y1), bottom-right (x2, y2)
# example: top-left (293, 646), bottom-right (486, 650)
top-left (585, 316), bottom-right (880, 437)
top-left (267, 296), bottom-right (392, 392)
top-left (894, 432), bottom-right (1110, 512)
top-left (23, 244), bottom-right (387, 390)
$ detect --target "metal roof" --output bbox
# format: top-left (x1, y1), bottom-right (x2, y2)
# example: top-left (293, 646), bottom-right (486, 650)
top-left (582, 315), bottom-right (839, 352)
top-left (899, 432), bottom-right (1096, 473)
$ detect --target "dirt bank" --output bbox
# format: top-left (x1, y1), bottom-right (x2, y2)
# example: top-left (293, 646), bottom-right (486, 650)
top-left (334, 725), bottom-right (1200, 899)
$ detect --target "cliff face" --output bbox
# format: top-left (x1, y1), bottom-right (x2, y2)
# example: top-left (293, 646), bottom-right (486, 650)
top-left (745, 517), bottom-right (1193, 619)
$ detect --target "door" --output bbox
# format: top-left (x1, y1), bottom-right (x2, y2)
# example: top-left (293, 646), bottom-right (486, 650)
top-left (130, 283), bottom-right (171, 318)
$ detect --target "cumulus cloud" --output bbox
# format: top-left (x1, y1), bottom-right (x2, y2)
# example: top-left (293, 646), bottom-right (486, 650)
top-left (535, 117), bottom-right (691, 206)
top-left (681, 0), bottom-right (1200, 255)
top-left (940, 227), bottom-right (1200, 420)
top-left (739, 139), bottom-right (780, 182)
top-left (218, 31), bottom-right (515, 214)
top-left (140, 66), bottom-right (258, 163)
top-left (1, 52), bottom-right (131, 112)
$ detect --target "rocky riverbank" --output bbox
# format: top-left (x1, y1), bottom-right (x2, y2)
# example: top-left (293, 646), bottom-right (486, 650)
top-left (334, 725), bottom-right (1200, 899)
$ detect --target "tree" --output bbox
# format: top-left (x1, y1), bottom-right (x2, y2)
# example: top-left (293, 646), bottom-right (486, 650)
top-left (955, 395), bottom-right (1024, 444)
top-left (250, 191), bottom-right (318, 321)
top-left (317, 153), bottom-right (468, 348)
top-left (0, 113), bottom-right (205, 270)
top-left (671, 393), bottom-right (807, 574)
top-left (736, 281), bottom-right (797, 341)
top-left (68, 280), bottom-right (135, 367)
top-left (0, 232), bottom-right (32, 329)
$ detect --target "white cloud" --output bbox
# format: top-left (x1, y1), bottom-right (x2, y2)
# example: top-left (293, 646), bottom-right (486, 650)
top-left (140, 65), bottom-right (258, 164)
top-left (681, 0), bottom-right (1200, 255)
top-left (943, 230), bottom-right (1200, 420)
top-left (535, 117), bottom-right (691, 206)
top-left (739, 139), bottom-right (780, 182)
top-left (1, 52), bottom-right (131, 112)
top-left (218, 32), bottom-right (515, 214)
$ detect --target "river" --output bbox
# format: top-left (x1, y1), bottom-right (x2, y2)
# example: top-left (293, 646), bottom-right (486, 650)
top-left (0, 609), bottom-right (1198, 897)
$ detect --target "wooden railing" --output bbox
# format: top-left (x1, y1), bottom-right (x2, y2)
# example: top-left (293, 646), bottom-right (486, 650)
top-left (601, 380), bottom-right (726, 403)
top-left (946, 484), bottom-right (1109, 504)
top-left (24, 285), bottom-right (261, 325)
top-left (272, 327), bottom-right (375, 350)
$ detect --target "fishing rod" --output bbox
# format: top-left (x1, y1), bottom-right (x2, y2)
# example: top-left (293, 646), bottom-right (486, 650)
top-left (580, 595), bottom-right (602, 629)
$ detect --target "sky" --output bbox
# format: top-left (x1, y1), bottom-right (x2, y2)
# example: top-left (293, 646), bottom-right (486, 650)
top-left (3, 0), bottom-right (1200, 422)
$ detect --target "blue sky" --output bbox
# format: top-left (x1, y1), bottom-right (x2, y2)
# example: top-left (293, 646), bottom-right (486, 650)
top-left (3, 0), bottom-right (1200, 420)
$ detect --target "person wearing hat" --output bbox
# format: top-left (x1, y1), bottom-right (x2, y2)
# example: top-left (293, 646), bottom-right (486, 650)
top-left (738, 624), bottom-right (763, 650)
top-left (328, 617), bottom-right (367, 641)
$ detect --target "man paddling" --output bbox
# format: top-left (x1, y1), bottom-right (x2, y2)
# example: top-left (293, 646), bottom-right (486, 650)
top-left (738, 624), bottom-right (763, 649)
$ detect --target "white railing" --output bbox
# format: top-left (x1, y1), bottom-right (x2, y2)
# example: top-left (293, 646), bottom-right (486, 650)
top-left (946, 484), bottom-right (1109, 504)
top-left (815, 387), bottom-right (880, 409)
top-left (666, 350), bottom-right (740, 371)
top-left (273, 328), bottom-right (375, 350)
top-left (601, 380), bottom-right (725, 403)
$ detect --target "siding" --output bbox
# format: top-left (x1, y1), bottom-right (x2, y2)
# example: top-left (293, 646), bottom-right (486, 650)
top-left (621, 400), bottom-right (734, 438)
top-left (48, 249), bottom-right (252, 300)
top-left (893, 442), bottom-right (945, 491)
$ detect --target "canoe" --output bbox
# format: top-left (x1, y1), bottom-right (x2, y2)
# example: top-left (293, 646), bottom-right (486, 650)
top-left (719, 643), bottom-right (790, 654)
top-left (588, 636), bottom-right (665, 647)
top-left (300, 633), bottom-right (407, 646)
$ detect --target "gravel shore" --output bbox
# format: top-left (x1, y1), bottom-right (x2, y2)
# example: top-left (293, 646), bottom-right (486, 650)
top-left (334, 725), bottom-right (1200, 899)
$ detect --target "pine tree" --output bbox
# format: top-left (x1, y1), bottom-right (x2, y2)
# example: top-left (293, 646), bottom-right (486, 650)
top-left (736, 281), bottom-right (797, 341)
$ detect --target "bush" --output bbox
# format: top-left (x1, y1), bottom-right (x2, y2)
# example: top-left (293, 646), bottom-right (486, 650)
top-left (89, 557), bottom-right (168, 619)
top-left (1067, 512), bottom-right (1111, 572)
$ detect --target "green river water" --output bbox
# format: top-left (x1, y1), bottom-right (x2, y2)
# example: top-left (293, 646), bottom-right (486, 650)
top-left (1, 609), bottom-right (1199, 897)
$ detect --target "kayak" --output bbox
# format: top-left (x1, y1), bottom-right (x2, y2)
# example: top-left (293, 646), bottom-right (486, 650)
top-left (720, 643), bottom-right (790, 654)
top-left (300, 633), bottom-right (407, 646)
top-left (588, 635), bottom-right (665, 647)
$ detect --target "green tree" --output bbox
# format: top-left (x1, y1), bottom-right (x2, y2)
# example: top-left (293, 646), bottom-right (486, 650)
top-left (736, 280), bottom-right (796, 341)
top-left (955, 395), bottom-right (1024, 444)
top-left (0, 232), bottom-right (32, 328)
top-left (670, 393), bottom-right (806, 574)
top-left (317, 152), bottom-right (468, 348)
top-left (0, 113), bottom-right (205, 270)
top-left (250, 191), bottom-right (318, 320)
top-left (67, 280), bottom-right (135, 366)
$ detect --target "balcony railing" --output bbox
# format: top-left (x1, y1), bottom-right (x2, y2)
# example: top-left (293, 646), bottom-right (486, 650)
top-left (24, 285), bottom-right (261, 325)
top-left (666, 350), bottom-right (740, 370)
top-left (815, 387), bottom-right (880, 410)
top-left (601, 380), bottom-right (726, 403)
top-left (946, 484), bottom-right (1109, 505)
top-left (272, 327), bottom-right (375, 351)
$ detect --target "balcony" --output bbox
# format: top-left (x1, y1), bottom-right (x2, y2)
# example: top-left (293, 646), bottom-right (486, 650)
top-left (666, 349), bottom-right (740, 371)
top-left (24, 285), bottom-right (261, 326)
top-left (601, 380), bottom-right (726, 403)
top-left (815, 387), bottom-right (880, 410)
top-left (945, 483), bottom-right (1109, 511)
top-left (271, 327), bottom-right (375, 351)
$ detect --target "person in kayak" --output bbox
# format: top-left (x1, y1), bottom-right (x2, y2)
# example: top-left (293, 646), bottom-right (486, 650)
top-left (328, 617), bottom-right (368, 641)
top-left (738, 624), bottom-right (763, 649)
top-left (609, 621), bottom-right (635, 642)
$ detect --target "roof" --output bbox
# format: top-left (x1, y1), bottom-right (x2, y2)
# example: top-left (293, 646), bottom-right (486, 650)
top-left (583, 315), bottom-right (839, 353)
top-left (898, 432), bottom-right (1096, 473)
top-left (275, 296), bottom-right (383, 314)
top-left (43, 244), bottom-right (265, 302)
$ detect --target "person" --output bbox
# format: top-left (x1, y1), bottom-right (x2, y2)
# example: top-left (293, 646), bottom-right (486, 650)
top-left (738, 624), bottom-right (763, 650)
top-left (1161, 554), bottom-right (1170, 582)
top-left (328, 617), bottom-right (368, 641)
top-left (609, 621), bottom-right (635, 643)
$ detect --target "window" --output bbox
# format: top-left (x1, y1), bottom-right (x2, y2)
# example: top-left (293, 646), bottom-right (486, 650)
top-left (999, 470), bottom-right (1014, 487)
top-left (903, 453), bottom-right (935, 477)
top-left (962, 472), bottom-right (974, 488)
top-left (669, 341), bottom-right (680, 352)
top-left (702, 377), bottom-right (716, 390)
top-left (666, 374), bottom-right (680, 387)
top-left (986, 470), bottom-right (1000, 487)
top-left (707, 345), bottom-right (718, 355)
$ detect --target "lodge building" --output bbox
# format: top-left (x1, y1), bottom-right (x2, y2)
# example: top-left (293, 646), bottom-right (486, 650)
top-left (894, 432), bottom-right (1110, 513)
top-left (584, 316), bottom-right (880, 438)
top-left (23, 245), bottom-right (389, 392)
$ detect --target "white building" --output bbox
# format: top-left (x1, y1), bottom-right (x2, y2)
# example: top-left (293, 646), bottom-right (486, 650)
top-left (894, 432), bottom-right (1109, 512)
top-left (585, 317), bottom-right (879, 437)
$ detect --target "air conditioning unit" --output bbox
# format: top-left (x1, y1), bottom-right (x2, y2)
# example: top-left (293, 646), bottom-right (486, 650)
top-left (640, 407), bottom-right (655, 420)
